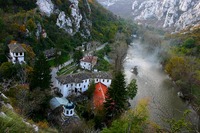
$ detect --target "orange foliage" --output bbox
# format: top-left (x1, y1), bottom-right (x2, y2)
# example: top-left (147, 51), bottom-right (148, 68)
top-left (21, 43), bottom-right (36, 59)
top-left (19, 25), bottom-right (26, 33)
top-left (9, 40), bottom-right (17, 44)
top-left (37, 121), bottom-right (49, 129)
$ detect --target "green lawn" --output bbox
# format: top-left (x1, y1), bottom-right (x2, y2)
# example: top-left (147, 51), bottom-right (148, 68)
top-left (57, 63), bottom-right (77, 76)
top-left (48, 53), bottom-right (70, 67)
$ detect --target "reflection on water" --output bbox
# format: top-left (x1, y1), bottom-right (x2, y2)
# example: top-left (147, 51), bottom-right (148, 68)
top-left (123, 40), bottom-right (198, 128)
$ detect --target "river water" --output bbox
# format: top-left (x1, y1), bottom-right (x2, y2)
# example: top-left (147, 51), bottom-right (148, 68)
top-left (123, 40), bottom-right (198, 128)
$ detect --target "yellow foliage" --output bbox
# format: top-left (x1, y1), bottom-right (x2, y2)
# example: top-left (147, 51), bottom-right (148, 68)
top-left (25, 65), bottom-right (33, 75)
top-left (21, 43), bottom-right (36, 59)
top-left (134, 98), bottom-right (150, 117)
top-left (16, 84), bottom-right (29, 90)
top-left (37, 121), bottom-right (49, 129)
top-left (10, 40), bottom-right (17, 44)
top-left (19, 25), bottom-right (26, 32)
top-left (165, 56), bottom-right (185, 76)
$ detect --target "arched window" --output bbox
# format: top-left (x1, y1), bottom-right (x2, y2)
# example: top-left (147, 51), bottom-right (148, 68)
top-left (70, 110), bottom-right (73, 114)
top-left (66, 110), bottom-right (69, 114)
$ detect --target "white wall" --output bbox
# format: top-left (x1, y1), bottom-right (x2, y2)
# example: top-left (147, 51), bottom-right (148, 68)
top-left (63, 106), bottom-right (74, 116)
top-left (94, 78), bottom-right (111, 87)
top-left (56, 77), bottom-right (111, 98)
top-left (57, 78), bottom-right (91, 97)
top-left (82, 79), bottom-right (90, 92)
top-left (80, 61), bottom-right (91, 70)
top-left (10, 51), bottom-right (25, 64)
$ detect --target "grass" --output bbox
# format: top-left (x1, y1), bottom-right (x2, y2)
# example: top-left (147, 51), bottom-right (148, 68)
top-left (57, 63), bottom-right (78, 76)
top-left (0, 106), bottom-right (35, 133)
top-left (96, 58), bottom-right (111, 71)
top-left (48, 53), bottom-right (70, 67)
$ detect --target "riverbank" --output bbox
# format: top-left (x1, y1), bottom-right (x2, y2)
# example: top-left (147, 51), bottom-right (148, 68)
top-left (123, 40), bottom-right (199, 130)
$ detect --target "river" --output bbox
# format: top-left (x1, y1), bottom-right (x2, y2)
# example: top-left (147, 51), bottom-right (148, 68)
top-left (123, 40), bottom-right (198, 129)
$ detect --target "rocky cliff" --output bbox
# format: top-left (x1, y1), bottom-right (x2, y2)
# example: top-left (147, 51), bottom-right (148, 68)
top-left (37, 0), bottom-right (91, 37)
top-left (98, 0), bottom-right (200, 31)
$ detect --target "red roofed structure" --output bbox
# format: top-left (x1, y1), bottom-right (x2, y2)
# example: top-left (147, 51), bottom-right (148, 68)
top-left (93, 82), bottom-right (108, 110)
top-left (80, 56), bottom-right (97, 70)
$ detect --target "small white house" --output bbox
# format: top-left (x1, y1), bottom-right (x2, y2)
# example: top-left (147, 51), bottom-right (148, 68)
top-left (8, 42), bottom-right (26, 64)
top-left (50, 97), bottom-right (75, 118)
top-left (56, 72), bottom-right (112, 97)
top-left (80, 56), bottom-right (98, 70)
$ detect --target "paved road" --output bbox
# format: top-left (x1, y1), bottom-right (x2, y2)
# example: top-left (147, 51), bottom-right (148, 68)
top-left (51, 42), bottom-right (107, 88)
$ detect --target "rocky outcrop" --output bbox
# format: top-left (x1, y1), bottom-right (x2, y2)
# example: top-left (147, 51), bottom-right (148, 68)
top-left (36, 0), bottom-right (54, 16)
top-left (36, 0), bottom-right (91, 37)
top-left (98, 0), bottom-right (200, 31)
top-left (131, 0), bottom-right (200, 31)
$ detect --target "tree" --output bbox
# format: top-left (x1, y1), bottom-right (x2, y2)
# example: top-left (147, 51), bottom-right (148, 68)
top-left (104, 71), bottom-right (127, 119)
top-left (164, 110), bottom-right (192, 133)
top-left (16, 87), bottom-right (51, 119)
top-left (84, 80), bottom-right (95, 99)
top-left (0, 54), bottom-right (7, 65)
top-left (21, 43), bottom-right (35, 65)
top-left (102, 98), bottom-right (149, 133)
top-left (26, 18), bottom-right (36, 31)
top-left (127, 79), bottom-right (137, 100)
top-left (30, 53), bottom-right (51, 91)
top-left (183, 38), bottom-right (195, 48)
top-left (111, 41), bottom-right (128, 71)
top-left (73, 50), bottom-right (83, 64)
top-left (0, 62), bottom-right (16, 79)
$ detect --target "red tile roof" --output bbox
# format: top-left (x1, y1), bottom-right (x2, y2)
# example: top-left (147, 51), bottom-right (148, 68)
top-left (93, 82), bottom-right (108, 110)
top-left (80, 56), bottom-right (97, 63)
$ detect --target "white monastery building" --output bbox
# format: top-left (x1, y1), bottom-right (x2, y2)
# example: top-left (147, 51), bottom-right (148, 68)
top-left (8, 42), bottom-right (26, 64)
top-left (56, 72), bottom-right (112, 97)
top-left (80, 56), bottom-right (98, 70)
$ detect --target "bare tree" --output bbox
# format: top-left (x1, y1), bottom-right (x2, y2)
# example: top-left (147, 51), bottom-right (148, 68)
top-left (111, 41), bottom-right (128, 72)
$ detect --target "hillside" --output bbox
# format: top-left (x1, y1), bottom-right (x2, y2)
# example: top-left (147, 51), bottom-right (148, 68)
top-left (0, 0), bottom-right (134, 63)
top-left (163, 24), bottom-right (200, 114)
top-left (0, 0), bottom-right (135, 132)
top-left (98, 0), bottom-right (200, 31)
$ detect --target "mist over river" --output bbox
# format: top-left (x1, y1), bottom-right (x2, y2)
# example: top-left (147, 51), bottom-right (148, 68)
top-left (123, 40), bottom-right (198, 128)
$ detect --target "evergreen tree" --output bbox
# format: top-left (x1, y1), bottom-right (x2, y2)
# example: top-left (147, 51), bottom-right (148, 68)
top-left (30, 53), bottom-right (51, 91)
top-left (127, 79), bottom-right (137, 100)
top-left (73, 50), bottom-right (83, 64)
top-left (104, 71), bottom-right (127, 119)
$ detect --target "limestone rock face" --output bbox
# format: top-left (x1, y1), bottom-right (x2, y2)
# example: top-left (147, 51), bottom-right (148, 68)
top-left (36, 0), bottom-right (91, 37)
top-left (131, 0), bottom-right (200, 30)
top-left (98, 0), bottom-right (200, 31)
top-left (36, 0), bottom-right (54, 17)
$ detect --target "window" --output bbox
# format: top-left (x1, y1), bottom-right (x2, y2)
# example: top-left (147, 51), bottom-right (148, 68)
top-left (84, 63), bottom-right (86, 65)
top-left (79, 84), bottom-right (80, 86)
top-left (66, 84), bottom-right (68, 87)
top-left (80, 88), bottom-right (82, 91)
top-left (70, 110), bottom-right (73, 114)
top-left (107, 80), bottom-right (109, 82)
top-left (103, 79), bottom-right (105, 82)
top-left (16, 53), bottom-right (18, 56)
top-left (20, 53), bottom-right (22, 55)
top-left (66, 110), bottom-right (69, 114)
top-left (84, 85), bottom-right (85, 88)
top-left (71, 84), bottom-right (73, 86)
